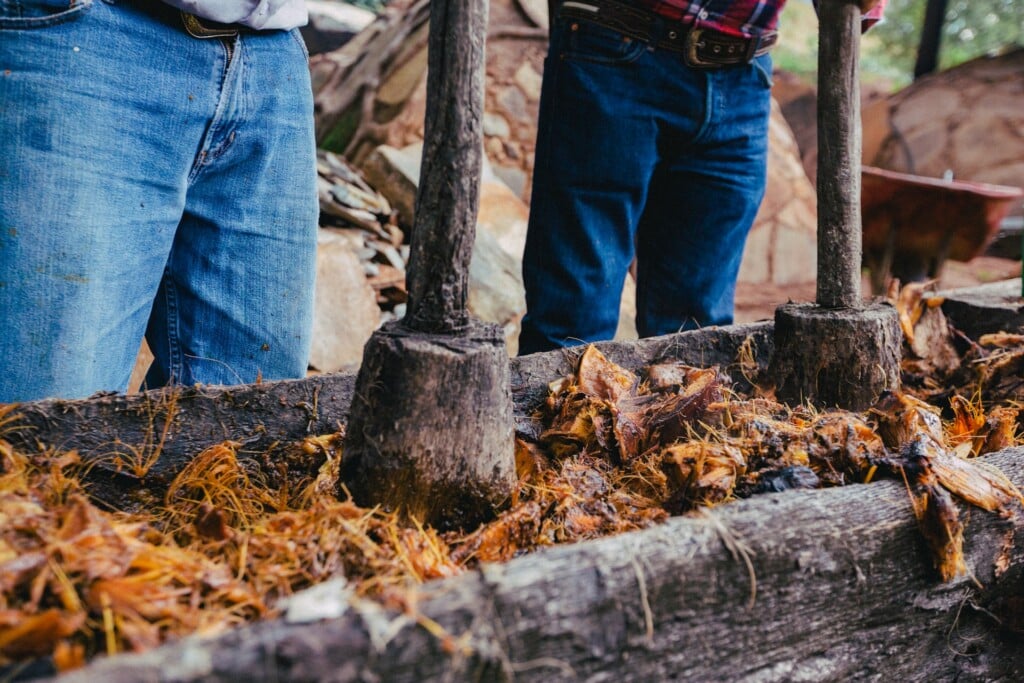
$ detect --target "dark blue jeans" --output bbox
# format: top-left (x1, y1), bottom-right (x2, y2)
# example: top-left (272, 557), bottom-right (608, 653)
top-left (519, 14), bottom-right (773, 354)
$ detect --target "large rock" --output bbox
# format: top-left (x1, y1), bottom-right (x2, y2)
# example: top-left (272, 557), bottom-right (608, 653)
top-left (773, 70), bottom-right (893, 185)
top-left (738, 99), bottom-right (819, 286)
top-left (515, 0), bottom-right (549, 31)
top-left (474, 165), bottom-right (532, 348)
top-left (359, 143), bottom-right (421, 229)
top-left (356, 142), bottom-right (528, 348)
top-left (477, 164), bottom-right (530, 260)
top-left (468, 229), bottom-right (527, 354)
top-left (309, 230), bottom-right (381, 373)
top-left (873, 48), bottom-right (1024, 204)
top-left (771, 70), bottom-right (818, 180)
top-left (382, 0), bottom-right (548, 204)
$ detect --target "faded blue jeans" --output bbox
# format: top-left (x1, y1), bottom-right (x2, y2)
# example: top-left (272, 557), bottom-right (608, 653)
top-left (0, 0), bottom-right (318, 401)
top-left (519, 13), bottom-right (773, 354)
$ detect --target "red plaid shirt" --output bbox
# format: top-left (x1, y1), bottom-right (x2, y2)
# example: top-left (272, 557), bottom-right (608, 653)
top-left (634, 0), bottom-right (887, 39)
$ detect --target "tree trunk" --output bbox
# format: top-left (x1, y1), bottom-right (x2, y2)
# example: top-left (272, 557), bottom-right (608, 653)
top-left (775, 1), bottom-right (902, 411)
top-left (337, 0), bottom-right (520, 530)
top-left (914, 0), bottom-right (949, 80)
top-left (402, 0), bottom-right (487, 334)
top-left (51, 448), bottom-right (1024, 682)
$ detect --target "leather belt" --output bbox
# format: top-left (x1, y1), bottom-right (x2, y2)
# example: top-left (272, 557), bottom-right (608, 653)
top-left (558, 0), bottom-right (777, 68)
top-left (180, 12), bottom-right (243, 39)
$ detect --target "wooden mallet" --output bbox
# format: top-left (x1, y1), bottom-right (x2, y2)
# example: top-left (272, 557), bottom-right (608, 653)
top-left (342, 0), bottom-right (516, 530)
top-left (772, 0), bottom-right (901, 411)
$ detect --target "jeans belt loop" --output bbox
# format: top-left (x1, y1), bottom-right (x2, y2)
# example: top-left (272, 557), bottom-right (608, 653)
top-left (745, 33), bottom-right (762, 63)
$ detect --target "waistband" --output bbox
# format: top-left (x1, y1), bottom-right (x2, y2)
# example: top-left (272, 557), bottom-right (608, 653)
top-left (558, 0), bottom-right (777, 67)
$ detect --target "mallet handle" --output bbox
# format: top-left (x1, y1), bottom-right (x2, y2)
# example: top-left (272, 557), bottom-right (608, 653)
top-left (404, 0), bottom-right (488, 333)
top-left (816, 0), bottom-right (863, 309)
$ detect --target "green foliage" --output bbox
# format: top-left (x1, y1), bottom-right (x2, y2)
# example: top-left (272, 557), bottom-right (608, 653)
top-left (773, 1), bottom-right (825, 81)
top-left (775, 0), bottom-right (1023, 89)
top-left (869, 0), bottom-right (1023, 78)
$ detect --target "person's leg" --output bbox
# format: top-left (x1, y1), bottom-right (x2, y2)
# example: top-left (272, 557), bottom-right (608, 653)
top-left (144, 27), bottom-right (317, 387)
top-left (635, 54), bottom-right (773, 338)
top-left (0, 1), bottom-right (210, 401)
top-left (518, 17), bottom-right (659, 355)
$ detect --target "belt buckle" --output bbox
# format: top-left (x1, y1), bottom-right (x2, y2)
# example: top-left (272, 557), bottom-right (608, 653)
top-left (181, 12), bottom-right (239, 40)
top-left (683, 27), bottom-right (717, 69)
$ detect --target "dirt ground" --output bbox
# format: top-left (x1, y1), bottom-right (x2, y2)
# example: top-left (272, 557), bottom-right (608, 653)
top-left (733, 256), bottom-right (1023, 324)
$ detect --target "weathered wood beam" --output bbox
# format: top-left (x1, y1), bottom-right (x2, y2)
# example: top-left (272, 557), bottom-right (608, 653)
top-left (50, 448), bottom-right (1024, 682)
top-left (4, 324), bottom-right (773, 495)
top-left (939, 279), bottom-right (1024, 340)
top-left (8, 273), bottom-right (1023, 501)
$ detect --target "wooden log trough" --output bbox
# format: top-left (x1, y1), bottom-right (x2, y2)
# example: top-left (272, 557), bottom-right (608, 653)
top-left (8, 282), bottom-right (1024, 682)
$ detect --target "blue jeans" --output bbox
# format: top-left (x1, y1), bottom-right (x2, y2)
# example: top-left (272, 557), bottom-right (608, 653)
top-left (519, 14), bottom-right (773, 354)
top-left (0, 0), bottom-right (318, 401)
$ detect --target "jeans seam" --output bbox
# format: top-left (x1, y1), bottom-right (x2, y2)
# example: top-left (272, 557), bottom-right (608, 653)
top-left (162, 274), bottom-right (184, 385)
top-left (0, 0), bottom-right (93, 29)
top-left (289, 27), bottom-right (309, 61)
top-left (562, 45), bottom-right (646, 66)
top-left (188, 39), bottom-right (242, 183)
top-left (751, 53), bottom-right (773, 88)
top-left (690, 70), bottom-right (714, 143)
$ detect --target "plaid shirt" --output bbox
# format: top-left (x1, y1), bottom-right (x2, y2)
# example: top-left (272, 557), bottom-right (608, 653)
top-left (634, 0), bottom-right (886, 39)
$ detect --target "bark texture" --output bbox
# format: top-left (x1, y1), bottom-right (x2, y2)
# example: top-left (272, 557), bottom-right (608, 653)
top-left (403, 0), bottom-right (488, 334)
top-left (51, 448), bottom-right (1024, 682)
top-left (342, 321), bottom-right (515, 530)
top-left (3, 375), bottom-right (356, 504)
top-left (772, 301), bottom-right (901, 410)
top-left (816, 0), bottom-right (863, 309)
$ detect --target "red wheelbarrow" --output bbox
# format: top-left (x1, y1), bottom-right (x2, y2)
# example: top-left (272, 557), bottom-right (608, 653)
top-left (861, 165), bottom-right (1023, 294)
